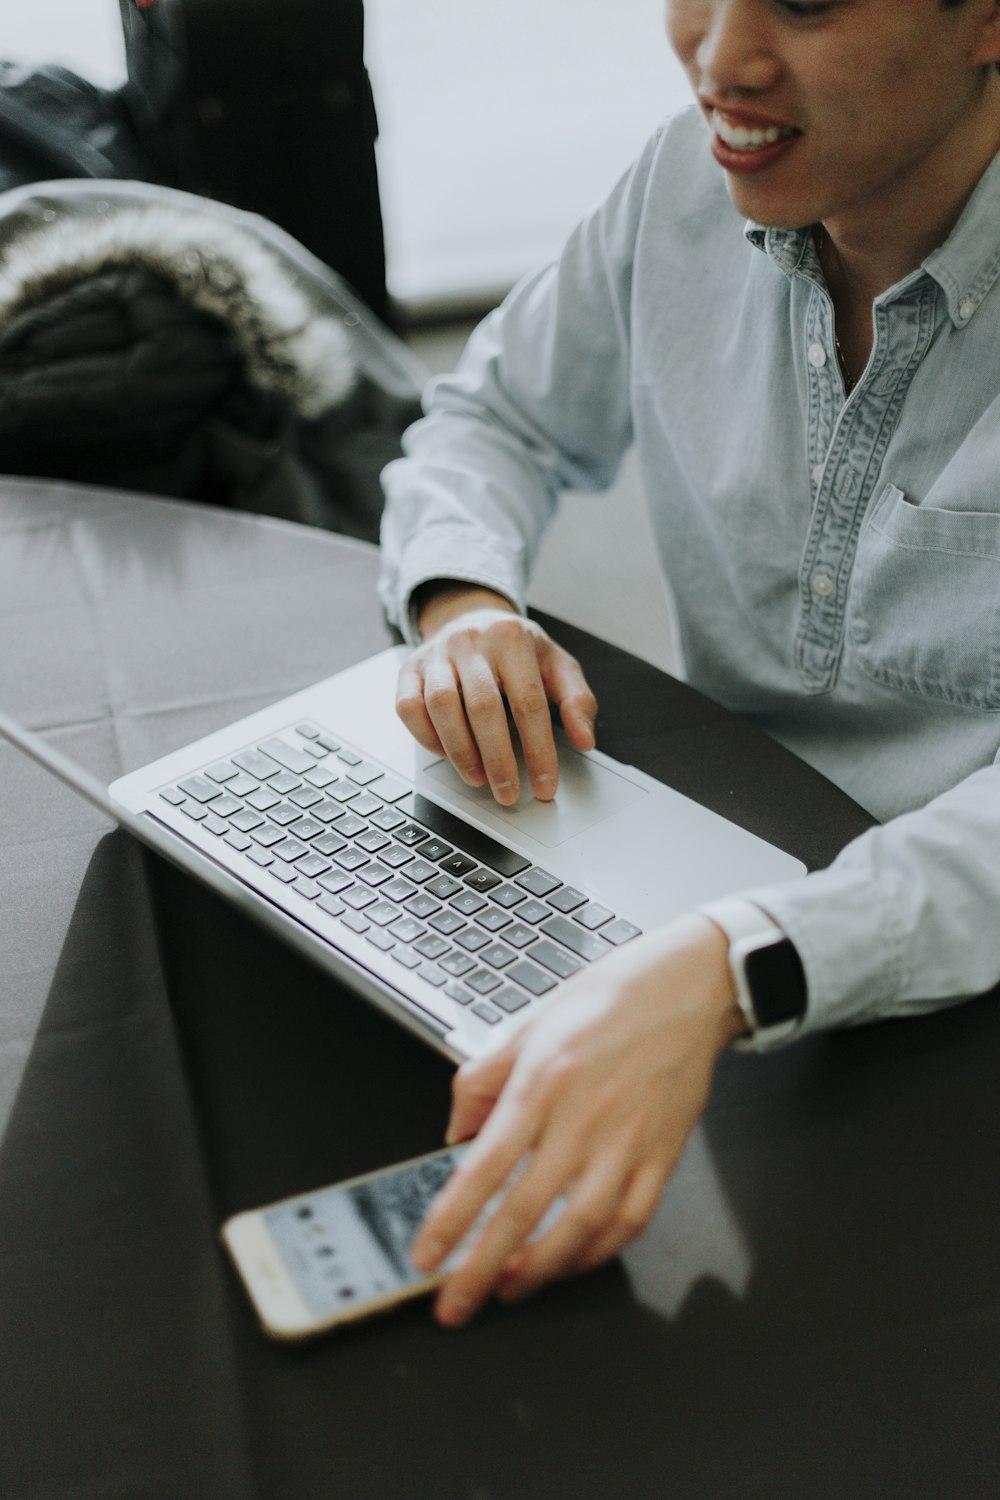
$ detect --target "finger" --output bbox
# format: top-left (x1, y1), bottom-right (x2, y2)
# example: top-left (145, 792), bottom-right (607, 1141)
top-left (492, 1147), bottom-right (634, 1301)
top-left (565, 1158), bottom-right (667, 1278)
top-left (499, 643), bottom-right (561, 801)
top-left (541, 648), bottom-right (598, 752)
top-left (430, 1129), bottom-right (589, 1326)
top-left (453, 658), bottom-right (522, 805)
top-left (420, 658), bottom-right (488, 787)
top-left (395, 660), bottom-right (447, 757)
top-left (444, 1038), bottom-right (521, 1146)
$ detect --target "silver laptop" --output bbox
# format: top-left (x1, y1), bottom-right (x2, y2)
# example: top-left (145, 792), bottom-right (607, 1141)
top-left (2, 646), bottom-right (804, 1062)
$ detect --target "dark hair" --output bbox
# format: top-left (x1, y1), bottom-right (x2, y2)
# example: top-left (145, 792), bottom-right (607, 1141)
top-left (941, 0), bottom-right (1000, 70)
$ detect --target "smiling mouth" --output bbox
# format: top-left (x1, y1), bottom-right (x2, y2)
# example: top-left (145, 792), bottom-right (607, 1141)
top-left (713, 110), bottom-right (798, 153)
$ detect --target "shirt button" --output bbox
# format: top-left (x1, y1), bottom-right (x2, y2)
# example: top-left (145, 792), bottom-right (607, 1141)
top-left (811, 463), bottom-right (825, 486)
top-left (810, 570), bottom-right (836, 599)
top-left (959, 295), bottom-right (976, 321)
top-left (808, 342), bottom-right (827, 368)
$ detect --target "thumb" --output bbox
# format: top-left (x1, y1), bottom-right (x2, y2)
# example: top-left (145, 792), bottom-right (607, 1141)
top-left (445, 1041), bottom-right (520, 1144)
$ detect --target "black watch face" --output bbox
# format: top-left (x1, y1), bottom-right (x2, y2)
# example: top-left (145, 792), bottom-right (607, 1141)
top-left (744, 939), bottom-right (807, 1028)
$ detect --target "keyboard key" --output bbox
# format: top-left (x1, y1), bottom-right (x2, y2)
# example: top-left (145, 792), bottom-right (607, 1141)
top-left (210, 794), bottom-right (242, 817)
top-left (178, 774), bottom-right (221, 803)
top-left (311, 801), bottom-right (344, 824)
top-left (223, 830), bottom-right (253, 851)
top-left (292, 878), bottom-right (321, 900)
top-left (381, 845), bottom-right (416, 869)
top-left (247, 787), bottom-right (281, 812)
top-left (406, 894), bottom-right (441, 919)
top-left (356, 829), bottom-right (391, 853)
top-left (481, 942), bottom-right (516, 970)
top-left (333, 848), bottom-right (369, 871)
top-left (397, 794), bottom-right (530, 876)
top-left (418, 962), bottom-right (447, 988)
top-left (367, 900), bottom-right (402, 927)
top-left (342, 885), bottom-right (377, 910)
top-left (270, 772), bottom-right (302, 795)
top-left (346, 762), bottom-right (384, 786)
top-left (315, 733), bottom-right (341, 753)
top-left (288, 817), bottom-right (324, 841)
top-left (427, 874), bottom-right (462, 900)
top-left (269, 864), bottom-right (297, 884)
top-left (383, 877), bottom-right (417, 904)
top-left (466, 969), bottom-right (502, 995)
top-left (516, 899), bottom-right (550, 924)
top-left (575, 903), bottom-right (615, 931)
top-left (336, 813), bottom-right (367, 838)
top-left (547, 886), bottom-right (587, 914)
top-left (318, 870), bottom-right (353, 895)
top-left (336, 748), bottom-right (363, 766)
top-left (273, 837), bottom-right (309, 863)
top-left (304, 765), bottom-right (339, 788)
top-left (515, 868), bottom-right (562, 898)
top-left (502, 923), bottom-right (538, 950)
top-left (367, 774), bottom-right (410, 803)
top-left (445, 982), bottom-right (474, 1005)
top-left (601, 919), bottom-right (642, 945)
top-left (406, 859), bottom-right (438, 884)
top-left (506, 959), bottom-right (557, 997)
top-left (415, 934), bottom-right (450, 960)
top-left (464, 869), bottom-right (502, 894)
top-left (490, 883), bottom-right (526, 909)
top-left (540, 915), bottom-right (612, 962)
top-left (317, 894), bottom-right (346, 918)
top-left (259, 736), bottom-right (314, 774)
top-left (205, 761), bottom-right (239, 783)
top-left (394, 823), bottom-right (428, 846)
top-left (270, 803), bottom-right (303, 826)
top-left (475, 908), bottom-right (512, 933)
top-left (351, 793), bottom-right (384, 817)
top-left (314, 831), bottom-right (347, 856)
top-left (429, 909), bottom-right (466, 936)
top-left (371, 807), bottom-right (406, 832)
top-left (289, 787), bottom-right (324, 809)
top-left (246, 845), bottom-right (273, 866)
top-left (471, 1002), bottom-right (502, 1025)
top-left (159, 787), bottom-right (186, 806)
top-left (296, 723), bottom-right (320, 739)
top-left (389, 917), bottom-right (425, 943)
top-left (450, 891), bottom-right (487, 917)
top-left (391, 948), bottom-right (422, 970)
top-left (530, 939), bottom-right (584, 980)
top-left (439, 852), bottom-right (477, 877)
top-left (358, 863), bottom-right (393, 887)
top-left (416, 837), bottom-right (453, 862)
top-left (365, 929), bottom-right (395, 952)
top-left (233, 748), bottom-right (281, 780)
top-left (250, 824), bottom-right (285, 847)
top-left (340, 911), bottom-right (370, 934)
top-left (330, 781), bottom-right (361, 803)
top-left (295, 853), bottom-right (331, 878)
top-left (180, 800), bottom-right (208, 821)
top-left (227, 774), bottom-right (259, 797)
top-left (454, 927), bottom-right (490, 954)
top-left (440, 951), bottom-right (476, 977)
top-left (203, 814), bottom-right (229, 835)
top-left (492, 985), bottom-right (532, 1014)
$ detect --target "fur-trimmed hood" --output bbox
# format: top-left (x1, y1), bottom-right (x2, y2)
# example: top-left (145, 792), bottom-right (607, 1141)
top-left (0, 202), bottom-right (356, 418)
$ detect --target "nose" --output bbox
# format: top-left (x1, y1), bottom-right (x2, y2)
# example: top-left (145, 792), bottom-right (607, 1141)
top-left (693, 0), bottom-right (780, 97)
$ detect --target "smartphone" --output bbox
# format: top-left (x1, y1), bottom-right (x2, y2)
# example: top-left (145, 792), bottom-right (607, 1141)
top-left (222, 1143), bottom-right (557, 1341)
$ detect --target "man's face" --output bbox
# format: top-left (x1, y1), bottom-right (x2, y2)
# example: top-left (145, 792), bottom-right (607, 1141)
top-left (667, 0), bottom-right (1000, 234)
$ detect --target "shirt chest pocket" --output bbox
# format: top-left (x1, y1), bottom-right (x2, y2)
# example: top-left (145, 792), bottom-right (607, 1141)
top-left (849, 483), bottom-right (1000, 712)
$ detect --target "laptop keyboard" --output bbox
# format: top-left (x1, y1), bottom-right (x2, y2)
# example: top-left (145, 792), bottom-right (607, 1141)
top-left (158, 721), bottom-right (641, 1030)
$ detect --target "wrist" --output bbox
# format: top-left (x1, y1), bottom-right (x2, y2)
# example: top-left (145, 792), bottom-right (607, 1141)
top-left (413, 581), bottom-right (518, 640)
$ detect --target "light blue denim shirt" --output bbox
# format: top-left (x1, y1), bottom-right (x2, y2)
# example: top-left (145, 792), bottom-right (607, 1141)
top-left (380, 104), bottom-right (1000, 1038)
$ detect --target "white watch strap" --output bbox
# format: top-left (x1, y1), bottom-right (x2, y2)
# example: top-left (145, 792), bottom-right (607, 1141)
top-left (700, 896), bottom-right (792, 1052)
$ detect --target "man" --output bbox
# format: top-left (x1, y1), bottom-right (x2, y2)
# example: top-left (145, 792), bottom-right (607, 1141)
top-left (378, 0), bottom-right (1000, 1327)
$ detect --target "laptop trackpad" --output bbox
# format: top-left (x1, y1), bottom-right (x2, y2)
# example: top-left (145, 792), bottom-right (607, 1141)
top-left (419, 734), bottom-right (647, 848)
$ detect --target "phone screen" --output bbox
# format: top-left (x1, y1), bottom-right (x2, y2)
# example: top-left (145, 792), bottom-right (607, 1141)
top-left (263, 1146), bottom-right (468, 1320)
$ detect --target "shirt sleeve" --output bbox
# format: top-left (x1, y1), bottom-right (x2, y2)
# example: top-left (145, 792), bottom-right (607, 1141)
top-left (739, 755), bottom-right (1000, 1038)
top-left (378, 127), bottom-right (666, 642)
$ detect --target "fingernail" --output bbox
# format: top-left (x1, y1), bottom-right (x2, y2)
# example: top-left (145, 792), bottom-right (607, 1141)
top-left (494, 781), bottom-right (518, 804)
top-left (533, 773), bottom-right (555, 798)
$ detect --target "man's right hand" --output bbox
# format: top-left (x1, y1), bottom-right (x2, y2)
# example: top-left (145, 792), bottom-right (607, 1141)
top-left (396, 584), bottom-right (598, 805)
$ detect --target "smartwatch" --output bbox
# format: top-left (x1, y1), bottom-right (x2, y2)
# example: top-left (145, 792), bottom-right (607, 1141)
top-left (700, 897), bottom-right (808, 1051)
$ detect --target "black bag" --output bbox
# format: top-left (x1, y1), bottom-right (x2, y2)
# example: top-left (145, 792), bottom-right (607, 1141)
top-left (117, 0), bottom-right (389, 323)
top-left (0, 60), bottom-right (151, 193)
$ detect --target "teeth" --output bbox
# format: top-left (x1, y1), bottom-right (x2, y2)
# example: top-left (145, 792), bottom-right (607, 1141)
top-left (714, 113), bottom-right (794, 152)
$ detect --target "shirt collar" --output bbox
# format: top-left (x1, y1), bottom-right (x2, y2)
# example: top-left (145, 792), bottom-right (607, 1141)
top-left (743, 144), bottom-right (1000, 328)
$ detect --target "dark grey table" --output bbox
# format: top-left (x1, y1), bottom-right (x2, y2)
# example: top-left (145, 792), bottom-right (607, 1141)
top-left (2, 478), bottom-right (998, 1500)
